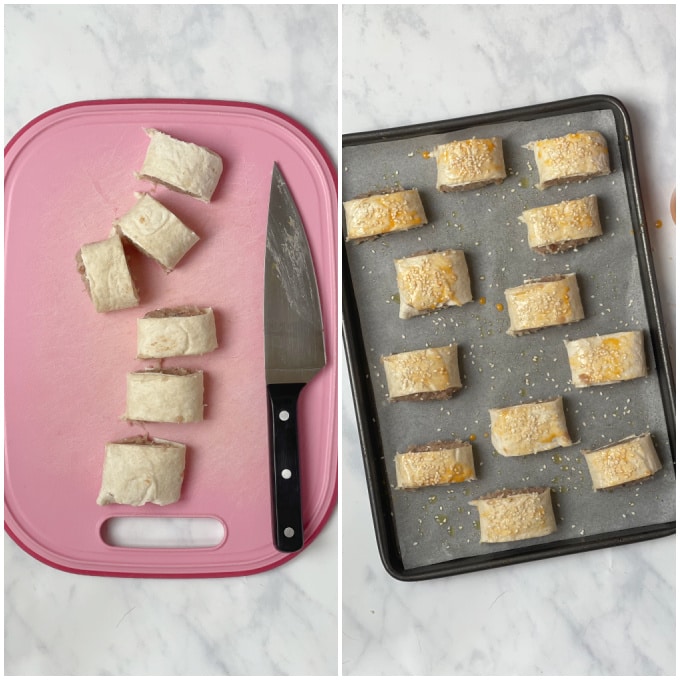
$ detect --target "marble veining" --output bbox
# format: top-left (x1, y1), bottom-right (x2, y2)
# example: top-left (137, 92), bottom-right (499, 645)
top-left (5, 5), bottom-right (338, 167)
top-left (342, 4), bottom-right (674, 676)
top-left (5, 4), bottom-right (337, 676)
top-left (5, 3), bottom-right (676, 677)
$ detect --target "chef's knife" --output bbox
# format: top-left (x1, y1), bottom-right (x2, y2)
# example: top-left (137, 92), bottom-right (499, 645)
top-left (264, 162), bottom-right (326, 552)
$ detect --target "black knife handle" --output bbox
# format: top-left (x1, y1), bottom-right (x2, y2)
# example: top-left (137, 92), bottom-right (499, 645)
top-left (267, 382), bottom-right (305, 552)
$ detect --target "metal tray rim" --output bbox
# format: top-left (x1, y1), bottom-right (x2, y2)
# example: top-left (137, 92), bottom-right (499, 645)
top-left (342, 93), bottom-right (676, 581)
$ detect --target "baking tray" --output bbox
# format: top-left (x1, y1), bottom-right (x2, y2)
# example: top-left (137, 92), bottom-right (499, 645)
top-left (5, 98), bottom-right (337, 577)
top-left (342, 95), bottom-right (675, 581)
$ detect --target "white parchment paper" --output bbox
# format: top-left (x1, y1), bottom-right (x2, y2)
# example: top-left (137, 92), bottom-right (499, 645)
top-left (343, 108), bottom-right (675, 570)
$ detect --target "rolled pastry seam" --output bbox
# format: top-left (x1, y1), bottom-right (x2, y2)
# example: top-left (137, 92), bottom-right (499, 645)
top-left (582, 433), bottom-right (662, 490)
top-left (343, 189), bottom-right (427, 241)
top-left (136, 128), bottom-right (223, 202)
top-left (504, 273), bottom-right (584, 335)
top-left (125, 368), bottom-right (204, 423)
top-left (395, 440), bottom-right (476, 489)
top-left (96, 435), bottom-right (186, 506)
top-left (433, 137), bottom-right (506, 192)
top-left (76, 231), bottom-right (139, 313)
top-left (489, 396), bottom-right (572, 456)
top-left (520, 195), bottom-right (602, 253)
top-left (115, 193), bottom-right (200, 271)
top-left (523, 130), bottom-right (610, 189)
top-left (469, 487), bottom-right (557, 543)
top-left (395, 249), bottom-right (472, 319)
top-left (137, 306), bottom-right (218, 359)
top-left (564, 330), bottom-right (646, 388)
top-left (382, 344), bottom-right (461, 401)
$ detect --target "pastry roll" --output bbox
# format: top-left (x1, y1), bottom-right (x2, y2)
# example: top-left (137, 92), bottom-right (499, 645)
top-left (469, 487), bottom-right (557, 543)
top-left (136, 128), bottom-right (223, 202)
top-left (137, 306), bottom-right (218, 359)
top-left (115, 193), bottom-right (199, 271)
top-left (76, 231), bottom-right (139, 313)
top-left (489, 396), bottom-right (572, 456)
top-left (523, 130), bottom-right (610, 189)
top-left (382, 344), bottom-right (461, 401)
top-left (395, 440), bottom-right (476, 489)
top-left (433, 137), bottom-right (506, 192)
top-left (504, 273), bottom-right (584, 335)
top-left (96, 436), bottom-right (186, 507)
top-left (343, 189), bottom-right (427, 241)
top-left (564, 331), bottom-right (646, 388)
top-left (582, 433), bottom-right (662, 490)
top-left (395, 249), bottom-right (472, 319)
top-left (125, 369), bottom-right (204, 423)
top-left (520, 195), bottom-right (602, 254)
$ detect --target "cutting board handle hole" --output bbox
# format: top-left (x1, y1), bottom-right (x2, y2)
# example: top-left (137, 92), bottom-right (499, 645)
top-left (101, 517), bottom-right (226, 549)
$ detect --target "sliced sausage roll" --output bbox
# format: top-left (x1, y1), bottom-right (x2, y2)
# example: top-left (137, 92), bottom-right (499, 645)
top-left (433, 137), bottom-right (506, 192)
top-left (343, 189), bottom-right (427, 241)
top-left (489, 396), bottom-right (572, 457)
top-left (76, 231), bottom-right (139, 313)
top-left (523, 130), bottom-right (610, 189)
top-left (470, 487), bottom-right (557, 543)
top-left (115, 193), bottom-right (200, 271)
top-left (505, 273), bottom-right (584, 335)
top-left (96, 435), bottom-right (186, 506)
top-left (137, 306), bottom-right (218, 359)
top-left (124, 368), bottom-right (204, 423)
top-left (382, 344), bottom-right (461, 401)
top-left (395, 249), bottom-right (472, 319)
top-left (136, 128), bottom-right (223, 202)
top-left (582, 433), bottom-right (662, 490)
top-left (395, 440), bottom-right (476, 489)
top-left (520, 195), bottom-right (602, 254)
top-left (564, 330), bottom-right (646, 388)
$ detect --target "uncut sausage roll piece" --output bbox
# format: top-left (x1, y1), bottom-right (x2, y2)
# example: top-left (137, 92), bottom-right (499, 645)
top-left (564, 330), bottom-right (646, 388)
top-left (469, 487), bottom-right (557, 543)
top-left (505, 273), bottom-right (584, 335)
top-left (96, 436), bottom-right (186, 507)
top-left (523, 130), bottom-right (610, 190)
top-left (395, 440), bottom-right (476, 489)
top-left (136, 128), bottom-right (223, 202)
top-left (433, 137), bottom-right (506, 192)
top-left (489, 397), bottom-right (572, 457)
top-left (395, 249), bottom-right (472, 319)
top-left (125, 369), bottom-right (204, 423)
top-left (382, 344), bottom-right (461, 401)
top-left (115, 193), bottom-right (199, 271)
top-left (582, 433), bottom-right (662, 490)
top-left (520, 195), bottom-right (602, 254)
top-left (137, 306), bottom-right (218, 359)
top-left (76, 231), bottom-right (139, 313)
top-left (343, 189), bottom-right (427, 241)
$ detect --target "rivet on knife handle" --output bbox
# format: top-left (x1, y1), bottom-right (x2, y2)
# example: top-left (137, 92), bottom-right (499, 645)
top-left (264, 162), bottom-right (325, 554)
top-left (267, 382), bottom-right (305, 552)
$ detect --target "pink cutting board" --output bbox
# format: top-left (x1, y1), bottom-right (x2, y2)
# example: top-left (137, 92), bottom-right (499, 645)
top-left (4, 99), bottom-right (338, 577)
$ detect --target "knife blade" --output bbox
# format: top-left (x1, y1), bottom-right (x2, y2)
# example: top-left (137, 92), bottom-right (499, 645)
top-left (264, 162), bottom-right (326, 552)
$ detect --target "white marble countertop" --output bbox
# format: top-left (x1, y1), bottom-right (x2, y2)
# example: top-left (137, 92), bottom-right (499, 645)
top-left (4, 5), bottom-right (338, 675)
top-left (5, 4), bottom-right (676, 677)
top-left (341, 5), bottom-right (675, 676)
